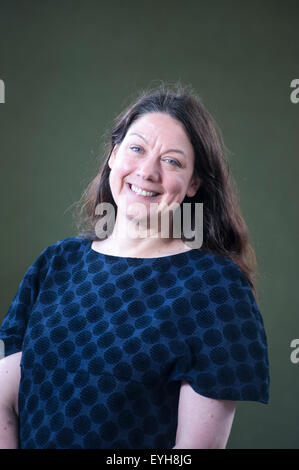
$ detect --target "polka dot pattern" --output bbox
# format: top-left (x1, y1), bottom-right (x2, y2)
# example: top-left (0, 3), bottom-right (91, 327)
top-left (0, 237), bottom-right (270, 449)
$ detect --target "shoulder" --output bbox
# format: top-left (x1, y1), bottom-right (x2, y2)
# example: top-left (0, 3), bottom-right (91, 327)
top-left (184, 249), bottom-right (263, 330)
top-left (22, 236), bottom-right (90, 283)
top-left (188, 248), bottom-right (244, 273)
top-left (41, 236), bottom-right (88, 254)
top-left (187, 249), bottom-right (252, 293)
top-left (34, 236), bottom-right (89, 263)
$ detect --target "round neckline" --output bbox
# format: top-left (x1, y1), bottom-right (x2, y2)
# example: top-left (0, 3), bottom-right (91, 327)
top-left (88, 239), bottom-right (196, 260)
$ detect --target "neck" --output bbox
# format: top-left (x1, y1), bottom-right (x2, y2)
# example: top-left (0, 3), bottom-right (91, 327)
top-left (96, 212), bottom-right (188, 258)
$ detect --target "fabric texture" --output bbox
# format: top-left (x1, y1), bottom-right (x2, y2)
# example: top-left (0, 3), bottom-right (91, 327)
top-left (0, 237), bottom-right (270, 449)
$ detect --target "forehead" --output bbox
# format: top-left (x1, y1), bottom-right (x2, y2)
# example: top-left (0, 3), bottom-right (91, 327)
top-left (126, 112), bottom-right (192, 148)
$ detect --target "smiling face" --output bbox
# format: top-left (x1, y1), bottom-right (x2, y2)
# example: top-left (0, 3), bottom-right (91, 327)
top-left (108, 112), bottom-right (200, 229)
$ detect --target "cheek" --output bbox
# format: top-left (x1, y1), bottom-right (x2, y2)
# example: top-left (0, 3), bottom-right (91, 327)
top-left (109, 157), bottom-right (135, 202)
top-left (109, 167), bottom-right (122, 200)
top-left (114, 155), bottom-right (136, 177)
top-left (110, 158), bottom-right (130, 183)
top-left (165, 175), bottom-right (189, 195)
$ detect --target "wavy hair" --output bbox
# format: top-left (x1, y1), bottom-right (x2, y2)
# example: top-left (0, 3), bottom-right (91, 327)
top-left (70, 82), bottom-right (259, 298)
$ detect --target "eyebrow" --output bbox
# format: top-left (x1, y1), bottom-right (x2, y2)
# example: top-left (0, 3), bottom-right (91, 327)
top-left (128, 132), bottom-right (187, 158)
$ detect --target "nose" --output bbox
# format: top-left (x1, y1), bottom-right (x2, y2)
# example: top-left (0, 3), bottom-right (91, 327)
top-left (136, 154), bottom-right (160, 182)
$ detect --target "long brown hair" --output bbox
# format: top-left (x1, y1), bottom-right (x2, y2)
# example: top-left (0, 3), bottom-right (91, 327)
top-left (70, 82), bottom-right (259, 298)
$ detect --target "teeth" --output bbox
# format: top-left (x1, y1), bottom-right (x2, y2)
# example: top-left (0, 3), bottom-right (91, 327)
top-left (130, 184), bottom-right (158, 197)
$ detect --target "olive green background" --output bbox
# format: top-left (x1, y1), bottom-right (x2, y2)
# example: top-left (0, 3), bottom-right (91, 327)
top-left (1, 0), bottom-right (298, 449)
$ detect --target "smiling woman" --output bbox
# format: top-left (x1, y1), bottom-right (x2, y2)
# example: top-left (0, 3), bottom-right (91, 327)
top-left (0, 82), bottom-right (270, 449)
top-left (75, 83), bottom-right (260, 287)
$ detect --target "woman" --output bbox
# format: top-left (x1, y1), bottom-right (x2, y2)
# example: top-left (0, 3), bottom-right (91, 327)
top-left (0, 83), bottom-right (270, 449)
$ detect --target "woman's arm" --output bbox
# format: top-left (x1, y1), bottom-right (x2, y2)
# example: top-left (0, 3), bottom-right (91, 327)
top-left (173, 381), bottom-right (236, 449)
top-left (0, 352), bottom-right (21, 449)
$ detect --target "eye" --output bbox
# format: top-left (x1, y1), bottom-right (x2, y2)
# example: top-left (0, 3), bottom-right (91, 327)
top-left (163, 158), bottom-right (181, 167)
top-left (130, 145), bottom-right (143, 153)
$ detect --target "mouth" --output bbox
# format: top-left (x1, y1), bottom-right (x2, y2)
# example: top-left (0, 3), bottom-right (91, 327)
top-left (127, 183), bottom-right (161, 198)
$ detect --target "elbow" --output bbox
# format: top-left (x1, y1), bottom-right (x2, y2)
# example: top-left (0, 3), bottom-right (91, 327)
top-left (173, 438), bottom-right (228, 449)
top-left (0, 405), bottom-right (19, 449)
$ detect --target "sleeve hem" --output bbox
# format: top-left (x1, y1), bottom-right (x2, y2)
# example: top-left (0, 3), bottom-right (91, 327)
top-left (171, 374), bottom-right (269, 405)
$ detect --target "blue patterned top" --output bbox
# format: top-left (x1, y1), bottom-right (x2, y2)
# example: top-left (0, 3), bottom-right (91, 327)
top-left (0, 237), bottom-right (270, 449)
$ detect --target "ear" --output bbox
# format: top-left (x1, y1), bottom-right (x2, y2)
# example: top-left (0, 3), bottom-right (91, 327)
top-left (186, 173), bottom-right (201, 198)
top-left (108, 145), bottom-right (118, 170)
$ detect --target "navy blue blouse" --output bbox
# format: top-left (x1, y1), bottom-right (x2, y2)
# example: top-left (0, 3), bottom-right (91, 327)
top-left (0, 237), bottom-right (270, 449)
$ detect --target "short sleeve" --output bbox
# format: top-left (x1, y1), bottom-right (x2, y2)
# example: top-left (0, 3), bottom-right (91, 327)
top-left (170, 258), bottom-right (270, 404)
top-left (0, 244), bottom-right (54, 357)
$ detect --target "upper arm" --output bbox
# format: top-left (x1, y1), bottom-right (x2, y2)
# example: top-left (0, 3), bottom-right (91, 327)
top-left (174, 381), bottom-right (236, 449)
top-left (0, 352), bottom-right (21, 449)
top-left (0, 352), bottom-right (22, 416)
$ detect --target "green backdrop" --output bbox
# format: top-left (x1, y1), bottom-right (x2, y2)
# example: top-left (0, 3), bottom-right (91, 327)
top-left (1, 0), bottom-right (298, 449)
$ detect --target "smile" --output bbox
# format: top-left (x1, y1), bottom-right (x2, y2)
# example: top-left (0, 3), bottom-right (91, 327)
top-left (129, 183), bottom-right (160, 197)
